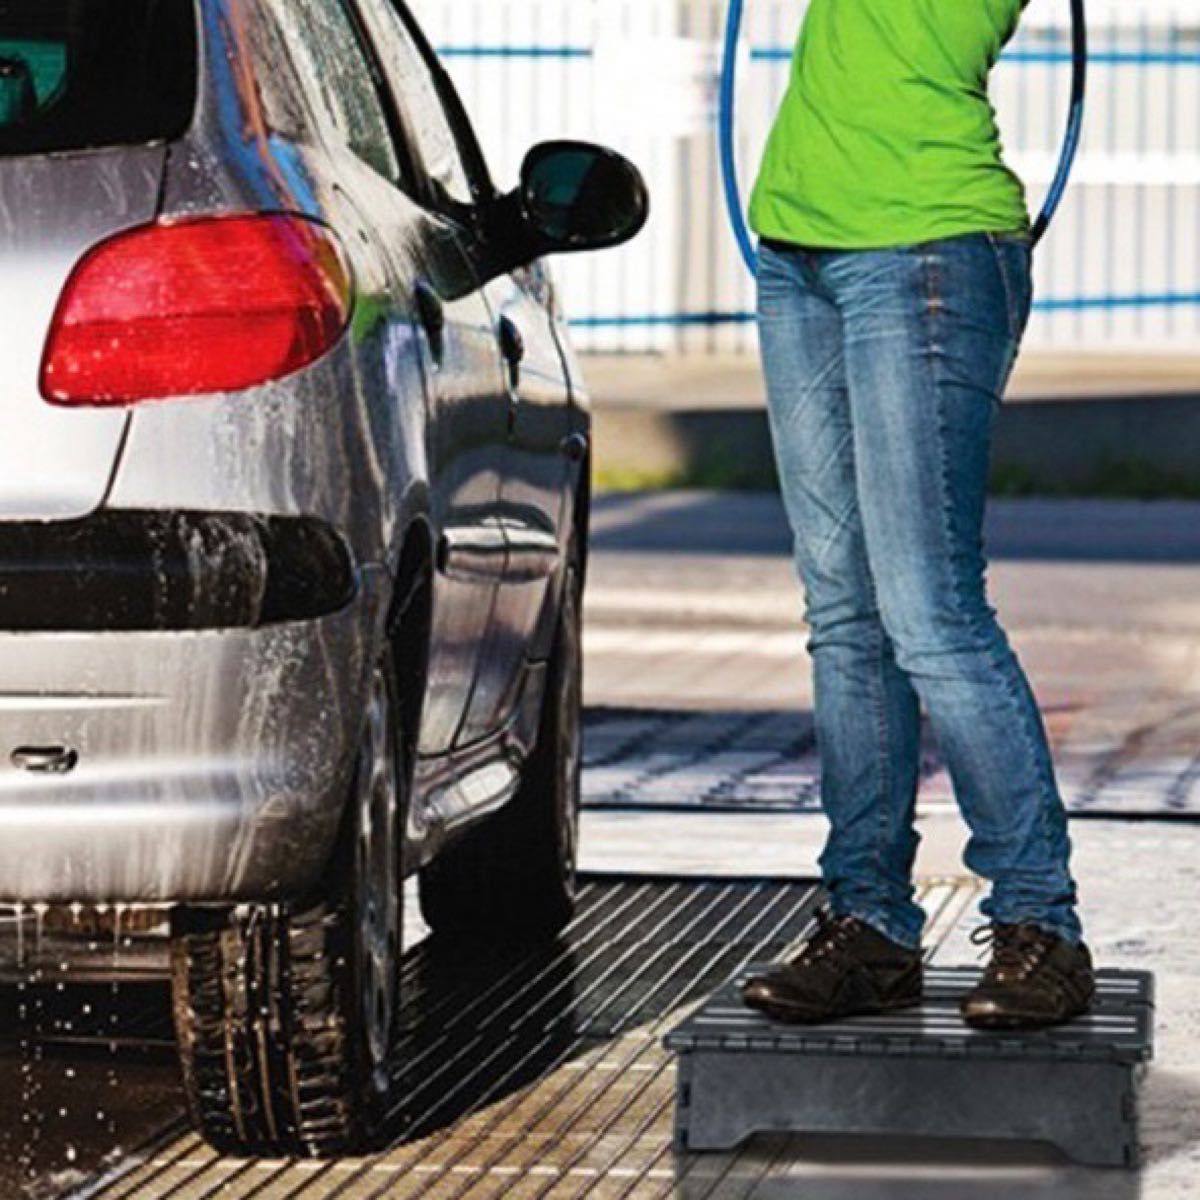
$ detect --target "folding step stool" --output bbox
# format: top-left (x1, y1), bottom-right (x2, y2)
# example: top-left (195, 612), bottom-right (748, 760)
top-left (665, 966), bottom-right (1154, 1168)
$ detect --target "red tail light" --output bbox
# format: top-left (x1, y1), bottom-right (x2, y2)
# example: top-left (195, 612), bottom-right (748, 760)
top-left (40, 214), bottom-right (352, 406)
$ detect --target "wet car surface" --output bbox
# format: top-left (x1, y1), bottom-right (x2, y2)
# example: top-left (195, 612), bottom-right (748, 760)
top-left (0, 0), bottom-right (645, 1160)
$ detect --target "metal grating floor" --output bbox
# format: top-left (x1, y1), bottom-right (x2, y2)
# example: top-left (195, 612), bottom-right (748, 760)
top-left (583, 707), bottom-right (1200, 820)
top-left (71, 874), bottom-right (986, 1200)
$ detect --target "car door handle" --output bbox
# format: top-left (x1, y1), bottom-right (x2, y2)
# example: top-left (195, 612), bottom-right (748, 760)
top-left (415, 282), bottom-right (446, 364)
top-left (437, 524), bottom-right (508, 582)
top-left (11, 745), bottom-right (79, 775)
top-left (498, 316), bottom-right (525, 391)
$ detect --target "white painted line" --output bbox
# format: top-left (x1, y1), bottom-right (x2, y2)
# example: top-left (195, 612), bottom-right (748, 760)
top-left (585, 628), bottom-right (806, 660)
top-left (587, 588), bottom-right (801, 622)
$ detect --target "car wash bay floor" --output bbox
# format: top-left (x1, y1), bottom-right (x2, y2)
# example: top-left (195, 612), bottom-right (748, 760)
top-left (4, 491), bottom-right (1200, 1198)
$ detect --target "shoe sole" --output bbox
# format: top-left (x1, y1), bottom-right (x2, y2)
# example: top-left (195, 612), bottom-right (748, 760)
top-left (960, 1000), bottom-right (1093, 1031)
top-left (742, 991), bottom-right (923, 1026)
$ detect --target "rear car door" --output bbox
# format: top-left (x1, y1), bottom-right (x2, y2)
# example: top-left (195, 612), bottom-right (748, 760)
top-left (354, 0), bottom-right (528, 749)
top-left (474, 197), bottom-right (579, 743)
top-left (265, 0), bottom-right (508, 758)
top-left (359, 0), bottom-right (576, 746)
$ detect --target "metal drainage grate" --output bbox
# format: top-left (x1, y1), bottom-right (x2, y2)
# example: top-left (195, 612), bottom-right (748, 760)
top-left (74, 875), bottom-right (983, 1200)
top-left (583, 706), bottom-right (1200, 820)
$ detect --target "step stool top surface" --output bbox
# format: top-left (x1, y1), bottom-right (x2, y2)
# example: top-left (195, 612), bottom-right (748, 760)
top-left (665, 966), bottom-right (1154, 1065)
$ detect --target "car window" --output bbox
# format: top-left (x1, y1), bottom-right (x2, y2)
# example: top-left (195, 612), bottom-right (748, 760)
top-left (265, 0), bottom-right (400, 184)
top-left (353, 0), bottom-right (477, 210)
top-left (0, 0), bottom-right (196, 157)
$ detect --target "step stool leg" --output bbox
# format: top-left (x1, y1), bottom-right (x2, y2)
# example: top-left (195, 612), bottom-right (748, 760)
top-left (1041, 1071), bottom-right (1142, 1168)
top-left (674, 1055), bottom-right (693, 1152)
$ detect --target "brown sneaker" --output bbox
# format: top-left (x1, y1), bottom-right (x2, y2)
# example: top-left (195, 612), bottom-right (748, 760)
top-left (741, 910), bottom-right (923, 1024)
top-left (961, 923), bottom-right (1095, 1030)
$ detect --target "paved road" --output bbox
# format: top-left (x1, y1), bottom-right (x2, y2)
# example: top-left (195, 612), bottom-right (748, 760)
top-left (591, 491), bottom-right (1200, 561)
top-left (586, 492), bottom-right (1200, 714)
top-left (4, 492), bottom-right (1199, 1198)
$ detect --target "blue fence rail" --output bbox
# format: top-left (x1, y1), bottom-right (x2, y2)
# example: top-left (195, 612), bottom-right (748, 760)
top-left (420, 0), bottom-right (1200, 353)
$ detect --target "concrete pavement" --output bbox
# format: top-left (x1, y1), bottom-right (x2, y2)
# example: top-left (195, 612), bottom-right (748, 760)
top-left (584, 352), bottom-right (1200, 494)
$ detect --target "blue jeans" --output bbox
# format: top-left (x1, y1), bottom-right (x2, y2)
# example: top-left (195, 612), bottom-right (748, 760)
top-left (757, 233), bottom-right (1083, 949)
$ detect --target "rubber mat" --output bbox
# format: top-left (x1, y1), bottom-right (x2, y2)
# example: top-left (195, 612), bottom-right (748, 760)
top-left (584, 707), bottom-right (1200, 820)
top-left (673, 967), bottom-right (1155, 1062)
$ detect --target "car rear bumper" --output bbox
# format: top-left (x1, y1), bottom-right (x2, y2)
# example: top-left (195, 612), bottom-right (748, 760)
top-left (0, 510), bottom-right (356, 632)
top-left (0, 568), bottom-right (387, 904)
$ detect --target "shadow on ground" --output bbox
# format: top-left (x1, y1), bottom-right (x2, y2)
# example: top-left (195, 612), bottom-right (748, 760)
top-left (593, 492), bottom-right (1200, 564)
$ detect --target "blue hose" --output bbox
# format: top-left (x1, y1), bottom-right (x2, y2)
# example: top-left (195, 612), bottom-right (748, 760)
top-left (719, 0), bottom-right (757, 276)
top-left (719, 0), bottom-right (1089, 277)
top-left (1032, 0), bottom-right (1089, 245)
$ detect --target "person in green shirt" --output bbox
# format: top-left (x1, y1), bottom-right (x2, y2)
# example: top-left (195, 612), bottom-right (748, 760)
top-left (740, 0), bottom-right (1094, 1030)
top-left (750, 0), bottom-right (1030, 248)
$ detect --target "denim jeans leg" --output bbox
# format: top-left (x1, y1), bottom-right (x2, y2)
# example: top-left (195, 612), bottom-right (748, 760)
top-left (829, 234), bottom-right (1083, 945)
top-left (757, 244), bottom-right (925, 950)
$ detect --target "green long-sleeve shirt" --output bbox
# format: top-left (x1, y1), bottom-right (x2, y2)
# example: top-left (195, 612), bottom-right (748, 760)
top-left (749, 0), bottom-right (1029, 250)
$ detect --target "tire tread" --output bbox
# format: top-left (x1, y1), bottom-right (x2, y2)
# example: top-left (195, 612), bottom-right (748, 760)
top-left (171, 902), bottom-right (362, 1157)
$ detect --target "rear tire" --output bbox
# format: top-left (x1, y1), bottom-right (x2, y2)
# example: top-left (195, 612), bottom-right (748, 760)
top-left (420, 549), bottom-right (583, 941)
top-left (170, 653), bottom-right (409, 1157)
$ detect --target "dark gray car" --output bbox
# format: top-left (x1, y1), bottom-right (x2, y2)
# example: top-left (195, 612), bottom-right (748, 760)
top-left (0, 0), bottom-right (646, 1155)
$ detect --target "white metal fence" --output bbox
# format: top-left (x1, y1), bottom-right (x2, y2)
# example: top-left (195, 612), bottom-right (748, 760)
top-left (414, 0), bottom-right (1200, 354)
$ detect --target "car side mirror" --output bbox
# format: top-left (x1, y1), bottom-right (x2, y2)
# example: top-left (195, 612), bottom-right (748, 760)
top-left (479, 140), bottom-right (649, 282)
top-left (520, 140), bottom-right (649, 253)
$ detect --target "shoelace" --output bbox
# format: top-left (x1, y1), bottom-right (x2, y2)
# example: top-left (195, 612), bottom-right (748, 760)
top-left (970, 923), bottom-right (1054, 982)
top-left (793, 909), bottom-right (863, 970)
